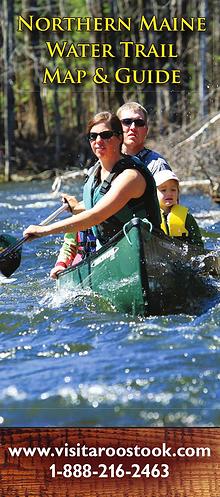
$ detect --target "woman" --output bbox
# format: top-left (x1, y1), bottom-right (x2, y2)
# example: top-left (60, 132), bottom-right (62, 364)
top-left (24, 112), bottom-right (161, 250)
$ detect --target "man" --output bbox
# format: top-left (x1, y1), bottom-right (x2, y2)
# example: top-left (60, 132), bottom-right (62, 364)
top-left (117, 101), bottom-right (172, 175)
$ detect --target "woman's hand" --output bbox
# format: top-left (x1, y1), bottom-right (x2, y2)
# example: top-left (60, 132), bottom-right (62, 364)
top-left (62, 194), bottom-right (85, 214)
top-left (50, 264), bottom-right (65, 279)
top-left (61, 193), bottom-right (79, 212)
top-left (23, 225), bottom-right (48, 237)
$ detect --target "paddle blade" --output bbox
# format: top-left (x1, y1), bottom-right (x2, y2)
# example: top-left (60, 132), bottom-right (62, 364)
top-left (0, 235), bottom-right (22, 277)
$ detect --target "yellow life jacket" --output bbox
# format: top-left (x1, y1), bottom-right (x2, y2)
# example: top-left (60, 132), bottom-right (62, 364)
top-left (161, 205), bottom-right (189, 237)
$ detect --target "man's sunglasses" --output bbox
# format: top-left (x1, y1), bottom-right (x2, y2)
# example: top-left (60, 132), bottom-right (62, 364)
top-left (88, 130), bottom-right (120, 141)
top-left (121, 118), bottom-right (146, 127)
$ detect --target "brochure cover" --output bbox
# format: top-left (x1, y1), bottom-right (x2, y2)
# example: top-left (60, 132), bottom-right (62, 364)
top-left (0, 0), bottom-right (219, 495)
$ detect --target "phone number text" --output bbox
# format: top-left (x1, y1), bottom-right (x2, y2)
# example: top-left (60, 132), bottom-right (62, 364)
top-left (50, 463), bottom-right (170, 479)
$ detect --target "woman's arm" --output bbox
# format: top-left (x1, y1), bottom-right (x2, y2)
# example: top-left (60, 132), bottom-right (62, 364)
top-left (73, 200), bottom-right (85, 214)
top-left (24, 170), bottom-right (146, 237)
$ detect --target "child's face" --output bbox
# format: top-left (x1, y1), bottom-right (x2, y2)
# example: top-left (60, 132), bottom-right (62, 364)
top-left (157, 179), bottom-right (179, 212)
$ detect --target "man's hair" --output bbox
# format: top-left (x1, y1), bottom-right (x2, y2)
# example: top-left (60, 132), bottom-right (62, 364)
top-left (87, 111), bottom-right (123, 136)
top-left (117, 102), bottom-right (148, 125)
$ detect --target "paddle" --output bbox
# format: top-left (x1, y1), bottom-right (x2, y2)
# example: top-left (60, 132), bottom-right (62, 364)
top-left (0, 203), bottom-right (68, 278)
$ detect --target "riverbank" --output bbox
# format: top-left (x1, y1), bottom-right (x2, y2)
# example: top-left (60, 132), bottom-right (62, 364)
top-left (1, 111), bottom-right (219, 201)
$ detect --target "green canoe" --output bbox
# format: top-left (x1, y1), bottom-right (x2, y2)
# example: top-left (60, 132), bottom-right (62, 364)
top-left (57, 218), bottom-right (219, 316)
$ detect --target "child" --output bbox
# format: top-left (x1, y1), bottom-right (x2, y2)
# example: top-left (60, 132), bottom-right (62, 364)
top-left (50, 230), bottom-right (96, 279)
top-left (50, 195), bottom-right (96, 279)
top-left (50, 232), bottom-right (78, 279)
top-left (154, 170), bottom-right (204, 247)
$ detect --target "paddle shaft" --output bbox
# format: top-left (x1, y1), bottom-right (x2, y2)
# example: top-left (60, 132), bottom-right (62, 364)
top-left (0, 203), bottom-right (69, 257)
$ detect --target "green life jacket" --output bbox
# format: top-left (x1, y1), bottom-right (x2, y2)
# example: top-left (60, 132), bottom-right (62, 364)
top-left (83, 155), bottom-right (161, 245)
top-left (161, 205), bottom-right (189, 237)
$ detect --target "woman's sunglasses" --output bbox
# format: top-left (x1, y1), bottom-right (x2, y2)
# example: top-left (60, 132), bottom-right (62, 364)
top-left (88, 130), bottom-right (120, 141)
top-left (121, 118), bottom-right (146, 127)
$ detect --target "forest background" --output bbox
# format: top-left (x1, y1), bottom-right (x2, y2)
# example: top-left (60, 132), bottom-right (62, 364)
top-left (1, 0), bottom-right (219, 188)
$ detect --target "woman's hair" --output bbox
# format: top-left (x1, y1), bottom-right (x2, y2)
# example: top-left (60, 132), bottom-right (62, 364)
top-left (87, 112), bottom-right (123, 136)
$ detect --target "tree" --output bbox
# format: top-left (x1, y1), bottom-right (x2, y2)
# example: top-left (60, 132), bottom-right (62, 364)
top-left (199, 0), bottom-right (208, 117)
top-left (2, 0), bottom-right (15, 180)
top-left (21, 0), bottom-right (46, 140)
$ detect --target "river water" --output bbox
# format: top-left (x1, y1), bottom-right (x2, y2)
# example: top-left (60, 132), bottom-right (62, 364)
top-left (0, 180), bottom-right (219, 427)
